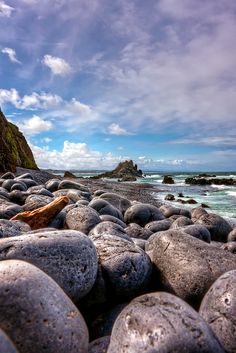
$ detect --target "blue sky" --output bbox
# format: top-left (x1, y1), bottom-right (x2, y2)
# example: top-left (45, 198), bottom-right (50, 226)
top-left (0, 0), bottom-right (235, 171)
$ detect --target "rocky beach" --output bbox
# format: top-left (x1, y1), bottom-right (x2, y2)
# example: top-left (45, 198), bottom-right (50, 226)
top-left (0, 166), bottom-right (235, 353)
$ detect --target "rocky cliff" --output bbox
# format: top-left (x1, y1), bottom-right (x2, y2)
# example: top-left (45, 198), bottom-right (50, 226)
top-left (0, 109), bottom-right (38, 172)
top-left (91, 160), bottom-right (143, 181)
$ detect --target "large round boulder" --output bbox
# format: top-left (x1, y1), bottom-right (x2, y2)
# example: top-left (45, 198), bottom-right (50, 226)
top-left (124, 203), bottom-right (165, 227)
top-left (0, 230), bottom-right (98, 302)
top-left (200, 270), bottom-right (236, 353)
top-left (98, 193), bottom-right (131, 214)
top-left (0, 259), bottom-right (89, 353)
top-left (66, 206), bottom-right (101, 234)
top-left (0, 328), bottom-right (19, 353)
top-left (89, 199), bottom-right (123, 220)
top-left (195, 213), bottom-right (232, 242)
top-left (152, 230), bottom-right (236, 306)
top-left (107, 292), bottom-right (224, 353)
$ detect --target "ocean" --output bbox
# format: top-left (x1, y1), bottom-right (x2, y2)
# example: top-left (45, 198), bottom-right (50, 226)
top-left (51, 170), bottom-right (236, 219)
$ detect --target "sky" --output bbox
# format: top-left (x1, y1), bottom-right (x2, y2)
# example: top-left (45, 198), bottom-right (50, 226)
top-left (0, 0), bottom-right (235, 171)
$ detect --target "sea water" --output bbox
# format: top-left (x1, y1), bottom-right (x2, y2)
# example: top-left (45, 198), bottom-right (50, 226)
top-left (52, 170), bottom-right (236, 219)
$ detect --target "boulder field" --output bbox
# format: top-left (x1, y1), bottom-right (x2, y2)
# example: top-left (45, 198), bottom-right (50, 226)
top-left (0, 169), bottom-right (235, 352)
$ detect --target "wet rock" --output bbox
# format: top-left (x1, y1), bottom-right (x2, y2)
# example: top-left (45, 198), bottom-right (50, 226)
top-left (100, 215), bottom-right (126, 228)
top-left (11, 196), bottom-right (69, 230)
top-left (10, 182), bottom-right (27, 192)
top-left (0, 230), bottom-right (98, 302)
top-left (145, 219), bottom-right (172, 232)
top-left (162, 175), bottom-right (175, 184)
top-left (125, 223), bottom-right (152, 240)
top-left (0, 328), bottom-right (19, 352)
top-left (89, 221), bottom-right (132, 242)
top-left (228, 227), bottom-right (236, 242)
top-left (0, 219), bottom-right (31, 238)
top-left (124, 203), bottom-right (165, 227)
top-left (0, 260), bottom-right (89, 353)
top-left (90, 234), bottom-right (152, 298)
top-left (98, 193), bottom-right (131, 214)
top-left (89, 336), bottom-right (110, 353)
top-left (165, 193), bottom-right (175, 201)
top-left (152, 230), bottom-right (236, 306)
top-left (2, 179), bottom-right (16, 191)
top-left (195, 213), bottom-right (232, 242)
top-left (200, 270), bottom-right (236, 353)
top-left (107, 292), bottom-right (224, 353)
top-left (170, 216), bottom-right (193, 228)
top-left (66, 206), bottom-right (101, 234)
top-left (89, 199), bottom-right (123, 221)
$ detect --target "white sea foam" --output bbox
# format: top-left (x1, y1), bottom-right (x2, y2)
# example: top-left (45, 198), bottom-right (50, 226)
top-left (227, 191), bottom-right (236, 198)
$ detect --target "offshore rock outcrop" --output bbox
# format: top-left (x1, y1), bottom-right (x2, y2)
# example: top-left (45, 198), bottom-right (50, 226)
top-left (91, 160), bottom-right (143, 181)
top-left (0, 109), bottom-right (38, 172)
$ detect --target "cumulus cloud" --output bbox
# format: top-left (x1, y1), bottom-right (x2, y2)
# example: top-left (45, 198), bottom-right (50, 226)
top-left (18, 115), bottom-right (53, 135)
top-left (0, 1), bottom-right (13, 17)
top-left (1, 47), bottom-right (21, 64)
top-left (108, 123), bottom-right (130, 136)
top-left (42, 55), bottom-right (72, 76)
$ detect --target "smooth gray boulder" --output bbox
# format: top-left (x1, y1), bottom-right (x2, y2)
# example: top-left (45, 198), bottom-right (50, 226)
top-left (107, 292), bottom-right (224, 353)
top-left (124, 203), bottom-right (165, 227)
top-left (152, 230), bottom-right (236, 306)
top-left (58, 180), bottom-right (89, 192)
top-left (98, 192), bottom-right (131, 214)
top-left (145, 219), bottom-right (172, 232)
top-left (182, 224), bottom-right (211, 243)
top-left (89, 221), bottom-right (132, 242)
top-left (89, 199), bottom-right (123, 221)
top-left (170, 216), bottom-right (193, 228)
top-left (0, 230), bottom-right (98, 302)
top-left (89, 336), bottom-right (110, 353)
top-left (90, 233), bottom-right (152, 298)
top-left (191, 206), bottom-right (208, 221)
top-left (0, 219), bottom-right (31, 238)
top-left (195, 213), bottom-right (232, 242)
top-left (100, 214), bottom-right (126, 228)
top-left (0, 260), bottom-right (89, 353)
top-left (200, 270), bottom-right (236, 353)
top-left (66, 206), bottom-right (101, 234)
top-left (160, 205), bottom-right (191, 218)
top-left (125, 223), bottom-right (152, 240)
top-left (0, 199), bottom-right (22, 219)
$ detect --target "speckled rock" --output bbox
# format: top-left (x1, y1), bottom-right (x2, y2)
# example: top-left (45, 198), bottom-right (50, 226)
top-left (66, 206), bottom-right (101, 234)
top-left (144, 219), bottom-right (172, 232)
top-left (191, 206), bottom-right (208, 221)
top-left (0, 260), bottom-right (89, 353)
top-left (170, 216), bottom-right (193, 228)
top-left (200, 270), bottom-right (236, 353)
top-left (89, 336), bottom-right (110, 353)
top-left (89, 221), bottom-right (132, 242)
top-left (228, 227), bottom-right (236, 242)
top-left (100, 215), bottom-right (126, 228)
top-left (90, 233), bottom-right (152, 298)
top-left (89, 199), bottom-right (123, 221)
top-left (11, 196), bottom-right (69, 230)
top-left (98, 193), bottom-right (131, 214)
top-left (107, 292), bottom-right (224, 353)
top-left (125, 223), bottom-right (152, 240)
top-left (0, 328), bottom-right (19, 353)
top-left (0, 219), bottom-right (31, 238)
top-left (195, 213), bottom-right (232, 242)
top-left (152, 230), bottom-right (236, 306)
top-left (0, 230), bottom-right (98, 302)
top-left (23, 194), bottom-right (53, 211)
top-left (124, 203), bottom-right (165, 227)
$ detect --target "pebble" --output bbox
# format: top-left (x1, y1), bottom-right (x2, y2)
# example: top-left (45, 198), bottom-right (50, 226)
top-left (0, 259), bottom-right (89, 353)
top-left (107, 292), bottom-right (224, 353)
top-left (200, 270), bottom-right (236, 353)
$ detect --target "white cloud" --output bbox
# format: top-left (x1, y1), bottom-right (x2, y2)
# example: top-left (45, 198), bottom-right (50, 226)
top-left (41, 137), bottom-right (52, 143)
top-left (0, 1), bottom-right (14, 17)
top-left (18, 115), bottom-right (53, 135)
top-left (42, 55), bottom-right (72, 76)
top-left (1, 47), bottom-right (21, 64)
top-left (168, 136), bottom-right (236, 146)
top-left (0, 88), bottom-right (20, 107)
top-left (108, 123), bottom-right (130, 136)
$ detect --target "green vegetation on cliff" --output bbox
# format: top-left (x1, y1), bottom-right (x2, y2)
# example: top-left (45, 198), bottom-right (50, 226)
top-left (0, 109), bottom-right (38, 172)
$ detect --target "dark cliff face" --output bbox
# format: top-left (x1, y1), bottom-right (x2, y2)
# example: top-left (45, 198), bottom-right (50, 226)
top-left (92, 160), bottom-right (143, 180)
top-left (0, 109), bottom-right (38, 172)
